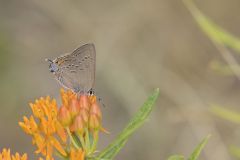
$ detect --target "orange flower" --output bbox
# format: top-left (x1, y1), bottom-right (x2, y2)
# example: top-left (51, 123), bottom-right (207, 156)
top-left (19, 96), bottom-right (67, 160)
top-left (70, 148), bottom-right (85, 160)
top-left (19, 116), bottom-right (38, 135)
top-left (0, 148), bottom-right (27, 160)
top-left (60, 89), bottom-right (77, 108)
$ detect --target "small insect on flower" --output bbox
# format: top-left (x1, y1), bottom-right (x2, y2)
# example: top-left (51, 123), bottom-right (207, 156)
top-left (46, 43), bottom-right (96, 95)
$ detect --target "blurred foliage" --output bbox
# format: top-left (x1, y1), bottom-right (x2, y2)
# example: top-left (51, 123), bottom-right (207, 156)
top-left (210, 104), bottom-right (240, 159)
top-left (168, 135), bottom-right (210, 160)
top-left (168, 155), bottom-right (185, 160)
top-left (229, 146), bottom-right (240, 159)
top-left (209, 60), bottom-right (240, 76)
top-left (183, 0), bottom-right (240, 159)
top-left (183, 0), bottom-right (240, 78)
top-left (210, 104), bottom-right (240, 124)
top-left (183, 0), bottom-right (240, 53)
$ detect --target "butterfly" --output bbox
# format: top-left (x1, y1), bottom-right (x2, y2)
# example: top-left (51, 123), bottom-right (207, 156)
top-left (46, 43), bottom-right (96, 95)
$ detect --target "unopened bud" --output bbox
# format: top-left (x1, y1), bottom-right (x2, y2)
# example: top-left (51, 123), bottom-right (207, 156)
top-left (90, 102), bottom-right (102, 120)
top-left (58, 106), bottom-right (71, 127)
top-left (79, 96), bottom-right (90, 111)
top-left (72, 115), bottom-right (85, 135)
top-left (89, 114), bottom-right (101, 131)
top-left (69, 98), bottom-right (80, 118)
top-left (79, 109), bottom-right (89, 124)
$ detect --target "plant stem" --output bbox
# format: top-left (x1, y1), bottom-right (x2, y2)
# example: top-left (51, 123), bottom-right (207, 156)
top-left (79, 133), bottom-right (86, 150)
top-left (90, 131), bottom-right (99, 154)
top-left (66, 127), bottom-right (80, 149)
top-left (85, 128), bottom-right (91, 153)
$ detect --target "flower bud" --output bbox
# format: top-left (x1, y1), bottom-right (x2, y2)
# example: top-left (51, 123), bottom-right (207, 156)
top-left (71, 115), bottom-right (85, 135)
top-left (90, 102), bottom-right (102, 120)
top-left (89, 114), bottom-right (101, 131)
top-left (57, 106), bottom-right (71, 127)
top-left (79, 109), bottom-right (89, 124)
top-left (88, 95), bottom-right (97, 104)
top-left (69, 98), bottom-right (80, 118)
top-left (79, 96), bottom-right (90, 111)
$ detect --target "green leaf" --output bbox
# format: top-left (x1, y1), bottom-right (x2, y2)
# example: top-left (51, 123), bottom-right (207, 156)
top-left (168, 155), bottom-right (185, 160)
top-left (182, 0), bottom-right (240, 53)
top-left (96, 88), bottom-right (160, 160)
top-left (167, 135), bottom-right (210, 160)
top-left (188, 135), bottom-right (211, 160)
top-left (210, 104), bottom-right (240, 124)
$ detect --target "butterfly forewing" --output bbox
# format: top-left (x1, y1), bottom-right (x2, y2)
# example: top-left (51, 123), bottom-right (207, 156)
top-left (53, 43), bottom-right (96, 94)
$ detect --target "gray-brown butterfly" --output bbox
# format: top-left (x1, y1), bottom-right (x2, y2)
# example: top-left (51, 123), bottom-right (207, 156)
top-left (46, 43), bottom-right (96, 95)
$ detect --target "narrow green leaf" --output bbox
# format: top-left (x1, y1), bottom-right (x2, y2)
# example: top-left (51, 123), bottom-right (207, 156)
top-left (188, 135), bottom-right (211, 160)
top-left (96, 88), bottom-right (160, 159)
top-left (209, 60), bottom-right (240, 76)
top-left (96, 139), bottom-right (127, 159)
top-left (168, 155), bottom-right (185, 160)
top-left (182, 0), bottom-right (240, 53)
top-left (210, 104), bottom-right (240, 124)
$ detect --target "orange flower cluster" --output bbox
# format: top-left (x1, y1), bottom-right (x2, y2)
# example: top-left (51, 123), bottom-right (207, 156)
top-left (18, 89), bottom-right (104, 160)
top-left (59, 89), bottom-right (102, 133)
top-left (0, 148), bottom-right (27, 160)
top-left (19, 96), bottom-right (67, 160)
top-left (58, 89), bottom-right (104, 154)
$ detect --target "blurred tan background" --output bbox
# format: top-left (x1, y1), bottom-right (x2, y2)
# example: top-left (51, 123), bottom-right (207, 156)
top-left (0, 0), bottom-right (240, 159)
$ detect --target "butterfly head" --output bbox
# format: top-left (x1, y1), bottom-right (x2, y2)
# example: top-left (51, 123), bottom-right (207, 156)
top-left (46, 58), bottom-right (59, 73)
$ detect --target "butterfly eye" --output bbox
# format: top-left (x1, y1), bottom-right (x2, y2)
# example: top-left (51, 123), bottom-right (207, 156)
top-left (49, 63), bottom-right (59, 73)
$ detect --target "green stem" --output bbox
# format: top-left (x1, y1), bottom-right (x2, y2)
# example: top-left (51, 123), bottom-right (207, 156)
top-left (55, 150), bottom-right (68, 160)
top-left (79, 133), bottom-right (86, 150)
top-left (66, 127), bottom-right (80, 149)
top-left (90, 131), bottom-right (99, 154)
top-left (85, 128), bottom-right (91, 153)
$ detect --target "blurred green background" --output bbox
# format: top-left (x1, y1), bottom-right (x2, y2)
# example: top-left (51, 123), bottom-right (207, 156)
top-left (0, 0), bottom-right (240, 159)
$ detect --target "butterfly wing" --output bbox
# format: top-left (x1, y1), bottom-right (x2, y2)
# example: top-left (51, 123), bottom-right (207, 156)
top-left (53, 43), bottom-right (96, 93)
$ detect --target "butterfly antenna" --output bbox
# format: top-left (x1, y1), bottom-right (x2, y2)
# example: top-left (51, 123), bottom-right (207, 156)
top-left (45, 58), bottom-right (53, 63)
top-left (93, 90), bottom-right (106, 108)
top-left (98, 97), bottom-right (106, 108)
